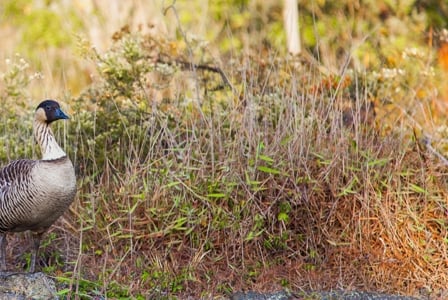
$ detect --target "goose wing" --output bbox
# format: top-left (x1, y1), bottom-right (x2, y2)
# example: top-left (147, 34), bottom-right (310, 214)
top-left (0, 159), bottom-right (37, 193)
top-left (0, 159), bottom-right (37, 232)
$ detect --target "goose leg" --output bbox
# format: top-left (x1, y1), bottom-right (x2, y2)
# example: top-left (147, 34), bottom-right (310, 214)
top-left (30, 231), bottom-right (44, 273)
top-left (0, 234), bottom-right (6, 272)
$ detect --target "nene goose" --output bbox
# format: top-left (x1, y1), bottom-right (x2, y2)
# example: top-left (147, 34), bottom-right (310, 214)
top-left (0, 100), bottom-right (76, 273)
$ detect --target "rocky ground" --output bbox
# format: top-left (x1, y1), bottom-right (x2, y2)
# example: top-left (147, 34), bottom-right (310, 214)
top-left (231, 290), bottom-right (421, 300)
top-left (0, 273), bottom-right (423, 300)
top-left (0, 272), bottom-right (58, 299)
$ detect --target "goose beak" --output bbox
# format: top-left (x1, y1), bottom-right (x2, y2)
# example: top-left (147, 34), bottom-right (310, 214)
top-left (55, 108), bottom-right (69, 120)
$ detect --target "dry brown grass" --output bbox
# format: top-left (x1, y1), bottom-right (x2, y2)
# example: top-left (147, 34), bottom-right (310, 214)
top-left (42, 38), bottom-right (446, 298)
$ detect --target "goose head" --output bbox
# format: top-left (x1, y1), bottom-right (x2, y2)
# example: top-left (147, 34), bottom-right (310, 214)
top-left (35, 100), bottom-right (69, 124)
top-left (33, 100), bottom-right (70, 160)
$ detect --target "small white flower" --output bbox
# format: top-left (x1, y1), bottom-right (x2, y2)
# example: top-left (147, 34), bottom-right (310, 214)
top-left (29, 72), bottom-right (43, 80)
top-left (380, 68), bottom-right (405, 79)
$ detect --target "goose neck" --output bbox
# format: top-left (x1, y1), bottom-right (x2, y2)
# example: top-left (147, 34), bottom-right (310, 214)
top-left (33, 120), bottom-right (67, 160)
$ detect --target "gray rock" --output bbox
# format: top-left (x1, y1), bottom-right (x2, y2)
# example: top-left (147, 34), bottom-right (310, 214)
top-left (0, 272), bottom-right (58, 300)
top-left (230, 290), bottom-right (421, 300)
top-left (230, 290), bottom-right (291, 300)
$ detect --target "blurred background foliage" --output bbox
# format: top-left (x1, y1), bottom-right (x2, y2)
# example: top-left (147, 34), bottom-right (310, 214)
top-left (0, 0), bottom-right (447, 154)
top-left (0, 0), bottom-right (445, 84)
top-left (0, 0), bottom-right (446, 74)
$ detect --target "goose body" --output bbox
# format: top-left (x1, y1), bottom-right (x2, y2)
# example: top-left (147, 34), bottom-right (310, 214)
top-left (0, 100), bottom-right (76, 272)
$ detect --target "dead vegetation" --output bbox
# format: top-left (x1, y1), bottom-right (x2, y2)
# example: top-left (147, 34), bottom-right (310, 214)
top-left (36, 31), bottom-right (446, 298)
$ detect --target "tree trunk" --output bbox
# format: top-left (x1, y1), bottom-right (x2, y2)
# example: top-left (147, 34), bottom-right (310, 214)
top-left (283, 0), bottom-right (301, 55)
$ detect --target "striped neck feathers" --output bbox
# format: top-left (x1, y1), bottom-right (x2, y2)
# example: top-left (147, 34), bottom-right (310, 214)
top-left (33, 120), bottom-right (67, 160)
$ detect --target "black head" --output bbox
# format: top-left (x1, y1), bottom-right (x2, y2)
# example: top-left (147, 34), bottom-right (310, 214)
top-left (35, 99), bottom-right (69, 123)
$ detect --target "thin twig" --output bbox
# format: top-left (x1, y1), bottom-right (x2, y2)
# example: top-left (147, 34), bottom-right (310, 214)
top-left (156, 57), bottom-right (233, 91)
top-left (162, 1), bottom-right (233, 92)
top-left (422, 136), bottom-right (448, 166)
